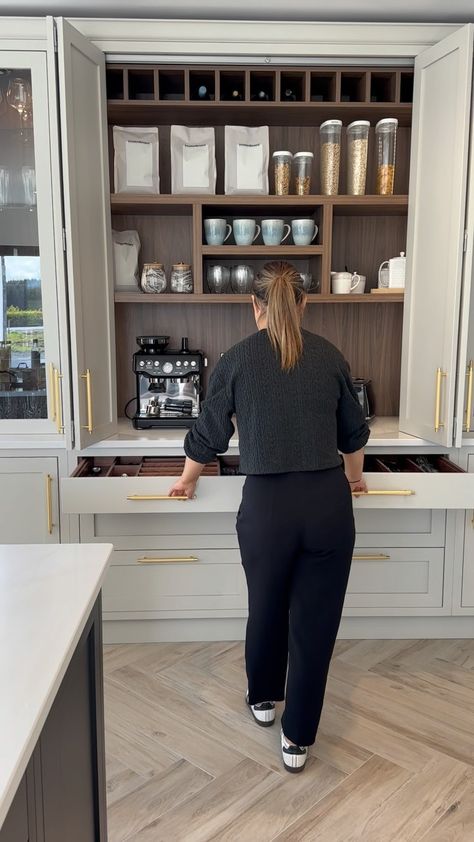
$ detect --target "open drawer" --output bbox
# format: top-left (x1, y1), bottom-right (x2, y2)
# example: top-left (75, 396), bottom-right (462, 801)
top-left (61, 454), bottom-right (474, 515)
top-left (355, 455), bottom-right (474, 509)
top-left (61, 457), bottom-right (245, 514)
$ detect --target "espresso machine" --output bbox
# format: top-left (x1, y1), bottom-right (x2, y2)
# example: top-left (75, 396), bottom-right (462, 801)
top-left (132, 335), bottom-right (206, 428)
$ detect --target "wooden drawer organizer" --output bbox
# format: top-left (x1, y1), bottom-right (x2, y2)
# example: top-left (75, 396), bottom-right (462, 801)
top-left (72, 456), bottom-right (220, 477)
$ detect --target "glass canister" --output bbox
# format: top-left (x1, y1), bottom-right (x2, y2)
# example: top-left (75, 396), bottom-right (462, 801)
top-left (170, 262), bottom-right (193, 294)
top-left (294, 152), bottom-right (313, 195)
top-left (375, 117), bottom-right (398, 195)
top-left (320, 119), bottom-right (342, 195)
top-left (272, 151), bottom-right (293, 195)
top-left (346, 120), bottom-right (370, 195)
top-left (140, 262), bottom-right (167, 293)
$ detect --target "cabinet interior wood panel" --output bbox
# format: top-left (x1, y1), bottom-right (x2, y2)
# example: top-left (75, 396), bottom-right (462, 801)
top-left (332, 215), bottom-right (408, 294)
top-left (111, 213), bottom-right (193, 272)
top-left (115, 301), bottom-right (403, 417)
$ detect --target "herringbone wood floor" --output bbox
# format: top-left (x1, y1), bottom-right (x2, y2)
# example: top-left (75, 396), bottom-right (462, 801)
top-left (104, 639), bottom-right (474, 841)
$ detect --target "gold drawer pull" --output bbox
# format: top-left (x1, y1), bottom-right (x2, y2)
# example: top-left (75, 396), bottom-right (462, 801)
top-left (434, 367), bottom-right (447, 432)
top-left (81, 369), bottom-right (93, 433)
top-left (45, 474), bottom-right (53, 535)
top-left (352, 490), bottom-right (415, 497)
top-left (127, 494), bottom-right (190, 501)
top-left (464, 360), bottom-right (473, 432)
top-left (49, 363), bottom-right (56, 423)
top-left (54, 367), bottom-right (64, 434)
top-left (137, 556), bottom-right (199, 564)
top-left (352, 554), bottom-right (390, 561)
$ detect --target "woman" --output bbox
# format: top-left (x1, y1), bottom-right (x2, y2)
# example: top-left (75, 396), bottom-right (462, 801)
top-left (170, 262), bottom-right (370, 773)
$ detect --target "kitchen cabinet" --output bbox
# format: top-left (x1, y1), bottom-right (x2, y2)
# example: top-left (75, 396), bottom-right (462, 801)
top-left (0, 544), bottom-right (111, 840)
top-left (399, 26), bottom-right (474, 447)
top-left (0, 47), bottom-right (69, 442)
top-left (55, 20), bottom-right (117, 449)
top-left (0, 457), bottom-right (59, 542)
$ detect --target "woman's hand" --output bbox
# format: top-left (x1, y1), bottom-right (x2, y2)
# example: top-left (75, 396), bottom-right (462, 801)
top-left (169, 478), bottom-right (197, 499)
top-left (348, 476), bottom-right (368, 494)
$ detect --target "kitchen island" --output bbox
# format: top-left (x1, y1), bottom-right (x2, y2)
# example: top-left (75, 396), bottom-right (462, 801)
top-left (0, 543), bottom-right (112, 840)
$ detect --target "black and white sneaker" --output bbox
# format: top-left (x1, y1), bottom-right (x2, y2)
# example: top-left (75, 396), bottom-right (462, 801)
top-left (280, 727), bottom-right (308, 773)
top-left (245, 690), bottom-right (275, 727)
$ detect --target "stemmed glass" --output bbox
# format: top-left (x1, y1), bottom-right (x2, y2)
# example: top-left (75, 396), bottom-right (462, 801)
top-left (6, 77), bottom-right (32, 135)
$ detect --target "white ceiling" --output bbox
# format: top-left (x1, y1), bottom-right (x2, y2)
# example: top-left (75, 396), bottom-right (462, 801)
top-left (0, 0), bottom-right (473, 21)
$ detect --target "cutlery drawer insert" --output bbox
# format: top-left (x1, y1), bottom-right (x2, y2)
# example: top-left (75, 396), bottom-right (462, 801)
top-left (61, 455), bottom-right (474, 513)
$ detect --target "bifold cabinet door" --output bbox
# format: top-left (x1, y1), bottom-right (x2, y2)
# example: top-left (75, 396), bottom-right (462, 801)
top-left (400, 24), bottom-right (473, 446)
top-left (0, 457), bottom-right (59, 542)
top-left (55, 19), bottom-right (117, 448)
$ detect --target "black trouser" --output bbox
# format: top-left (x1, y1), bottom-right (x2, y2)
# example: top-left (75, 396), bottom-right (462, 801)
top-left (236, 465), bottom-right (355, 747)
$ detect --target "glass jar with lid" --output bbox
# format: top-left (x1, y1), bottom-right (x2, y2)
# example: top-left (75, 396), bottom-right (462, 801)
top-left (170, 263), bottom-right (193, 294)
top-left (320, 120), bottom-right (342, 195)
top-left (375, 118), bottom-right (398, 195)
top-left (346, 120), bottom-right (370, 195)
top-left (272, 151), bottom-right (293, 195)
top-left (140, 263), bottom-right (167, 293)
top-left (294, 152), bottom-right (313, 195)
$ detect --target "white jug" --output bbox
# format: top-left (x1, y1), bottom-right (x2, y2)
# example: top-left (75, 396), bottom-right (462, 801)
top-left (378, 252), bottom-right (406, 288)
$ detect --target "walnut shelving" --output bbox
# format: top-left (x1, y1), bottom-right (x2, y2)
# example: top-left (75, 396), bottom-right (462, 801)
top-left (107, 61), bottom-right (411, 416)
top-left (106, 65), bottom-right (413, 126)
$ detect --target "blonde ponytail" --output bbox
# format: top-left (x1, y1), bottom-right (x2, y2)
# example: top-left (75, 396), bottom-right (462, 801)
top-left (253, 262), bottom-right (305, 371)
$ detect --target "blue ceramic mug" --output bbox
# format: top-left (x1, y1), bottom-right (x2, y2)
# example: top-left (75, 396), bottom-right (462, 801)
top-left (233, 219), bottom-right (261, 246)
top-left (261, 219), bottom-right (291, 246)
top-left (204, 218), bottom-right (232, 246)
top-left (291, 219), bottom-right (318, 246)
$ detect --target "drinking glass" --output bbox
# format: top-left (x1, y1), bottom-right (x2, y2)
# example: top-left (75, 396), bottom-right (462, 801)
top-left (7, 77), bottom-right (31, 134)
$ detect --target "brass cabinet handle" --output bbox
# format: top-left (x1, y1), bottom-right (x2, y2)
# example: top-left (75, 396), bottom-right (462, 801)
top-left (137, 556), bottom-right (199, 564)
top-left (464, 360), bottom-right (473, 432)
top-left (54, 368), bottom-right (64, 434)
top-left (46, 474), bottom-right (53, 535)
top-left (49, 363), bottom-right (56, 423)
top-left (434, 367), bottom-right (447, 432)
top-left (127, 494), bottom-right (190, 501)
top-left (352, 490), bottom-right (415, 497)
top-left (80, 369), bottom-right (93, 433)
top-left (352, 553), bottom-right (390, 560)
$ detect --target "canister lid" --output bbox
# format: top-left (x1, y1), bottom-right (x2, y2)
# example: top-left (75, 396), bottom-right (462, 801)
top-left (294, 151), bottom-right (314, 158)
top-left (272, 150), bottom-right (293, 157)
top-left (347, 120), bottom-right (371, 129)
top-left (375, 117), bottom-right (398, 130)
top-left (320, 119), bottom-right (343, 129)
top-left (172, 263), bottom-right (191, 269)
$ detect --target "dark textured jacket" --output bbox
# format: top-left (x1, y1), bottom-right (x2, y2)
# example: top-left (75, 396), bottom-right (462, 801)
top-left (184, 328), bottom-right (370, 474)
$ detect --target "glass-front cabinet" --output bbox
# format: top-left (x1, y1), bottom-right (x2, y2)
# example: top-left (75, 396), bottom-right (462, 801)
top-left (0, 52), bottom-right (66, 438)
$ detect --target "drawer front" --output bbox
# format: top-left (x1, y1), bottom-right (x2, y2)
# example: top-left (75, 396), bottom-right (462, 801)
top-left (63, 471), bottom-right (473, 515)
top-left (353, 471), bottom-right (474, 510)
top-left (102, 549), bottom-right (246, 613)
top-left (346, 547), bottom-right (444, 608)
top-left (80, 512), bottom-right (239, 549)
top-left (61, 476), bottom-right (244, 514)
top-left (354, 509), bottom-right (445, 547)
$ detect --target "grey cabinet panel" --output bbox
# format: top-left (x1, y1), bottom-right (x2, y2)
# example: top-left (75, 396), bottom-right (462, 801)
top-left (0, 597), bottom-right (106, 842)
top-left (40, 634), bottom-right (97, 842)
top-left (0, 458), bottom-right (59, 543)
top-left (0, 776), bottom-right (29, 842)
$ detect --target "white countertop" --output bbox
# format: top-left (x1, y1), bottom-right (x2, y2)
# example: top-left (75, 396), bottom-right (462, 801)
top-left (0, 543), bottom-right (113, 828)
top-left (80, 416), bottom-right (442, 454)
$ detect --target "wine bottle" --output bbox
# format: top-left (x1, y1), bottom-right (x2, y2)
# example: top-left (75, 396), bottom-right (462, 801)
top-left (283, 87), bottom-right (297, 101)
top-left (251, 90), bottom-right (270, 101)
